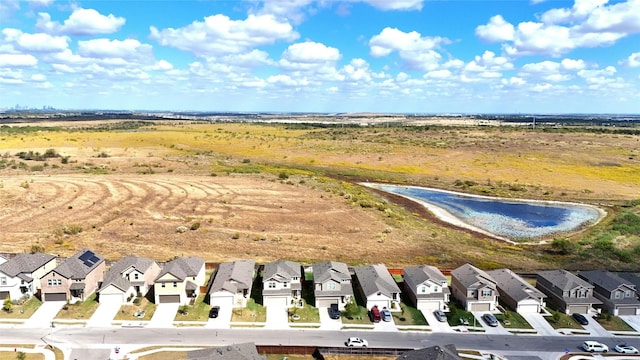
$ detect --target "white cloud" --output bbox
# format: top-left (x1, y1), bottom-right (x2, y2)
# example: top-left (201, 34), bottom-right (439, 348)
top-left (561, 58), bottom-right (586, 70)
top-left (2, 28), bottom-right (68, 53)
top-left (30, 73), bottom-right (46, 81)
top-left (476, 15), bottom-right (515, 42)
top-left (150, 60), bottom-right (174, 71)
top-left (150, 14), bottom-right (298, 58)
top-left (36, 8), bottom-right (125, 36)
top-left (361, 0), bottom-right (424, 10)
top-left (340, 58), bottom-right (374, 82)
top-left (282, 41), bottom-right (341, 63)
top-left (424, 69), bottom-right (452, 79)
top-left (502, 76), bottom-right (526, 86)
top-left (369, 27), bottom-right (447, 71)
top-left (620, 52), bottom-right (640, 67)
top-left (78, 39), bottom-right (152, 62)
top-left (0, 53), bottom-right (38, 67)
top-left (256, 0), bottom-right (315, 24)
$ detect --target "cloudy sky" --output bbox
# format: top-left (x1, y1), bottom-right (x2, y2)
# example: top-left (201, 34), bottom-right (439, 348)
top-left (1, 0), bottom-right (639, 113)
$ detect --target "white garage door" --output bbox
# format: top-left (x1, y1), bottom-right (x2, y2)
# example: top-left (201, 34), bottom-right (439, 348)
top-left (417, 301), bottom-right (440, 313)
top-left (568, 305), bottom-right (589, 314)
top-left (210, 296), bottom-right (233, 309)
top-left (517, 303), bottom-right (540, 314)
top-left (99, 293), bottom-right (124, 305)
top-left (316, 298), bottom-right (337, 308)
top-left (264, 296), bottom-right (288, 307)
top-left (618, 307), bottom-right (638, 316)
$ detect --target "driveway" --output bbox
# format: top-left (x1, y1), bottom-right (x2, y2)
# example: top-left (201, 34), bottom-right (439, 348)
top-left (422, 310), bottom-right (455, 333)
top-left (520, 313), bottom-right (558, 336)
top-left (148, 303), bottom-right (179, 328)
top-left (472, 312), bottom-right (511, 335)
top-left (318, 307), bottom-right (342, 330)
top-left (373, 317), bottom-right (398, 331)
top-left (24, 301), bottom-right (65, 328)
top-left (87, 302), bottom-right (121, 327)
top-left (264, 306), bottom-right (290, 329)
top-left (620, 315), bottom-right (640, 332)
top-left (581, 316), bottom-right (611, 337)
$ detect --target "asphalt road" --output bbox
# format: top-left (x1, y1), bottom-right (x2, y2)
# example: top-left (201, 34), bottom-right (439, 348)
top-left (3, 327), bottom-right (640, 358)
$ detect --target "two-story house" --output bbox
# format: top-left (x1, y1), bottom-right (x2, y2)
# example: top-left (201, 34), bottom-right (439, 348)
top-left (403, 265), bottom-right (450, 312)
top-left (0, 252), bottom-right (57, 301)
top-left (40, 249), bottom-right (105, 302)
top-left (312, 261), bottom-right (353, 310)
top-left (487, 268), bottom-right (546, 313)
top-left (208, 260), bottom-right (255, 309)
top-left (262, 260), bottom-right (302, 308)
top-left (536, 269), bottom-right (602, 314)
top-left (578, 269), bottom-right (640, 316)
top-left (451, 263), bottom-right (498, 312)
top-left (354, 264), bottom-right (401, 311)
top-left (97, 256), bottom-right (161, 305)
top-left (154, 256), bottom-right (205, 305)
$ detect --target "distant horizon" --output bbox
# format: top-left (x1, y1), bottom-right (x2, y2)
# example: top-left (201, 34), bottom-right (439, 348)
top-left (2, 0), bottom-right (639, 114)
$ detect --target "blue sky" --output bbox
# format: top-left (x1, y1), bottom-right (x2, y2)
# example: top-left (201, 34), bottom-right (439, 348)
top-left (1, 0), bottom-right (639, 113)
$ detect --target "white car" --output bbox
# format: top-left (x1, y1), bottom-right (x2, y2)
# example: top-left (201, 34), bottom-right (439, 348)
top-left (345, 337), bottom-right (368, 347)
top-left (582, 340), bottom-right (608, 352)
top-left (615, 344), bottom-right (639, 354)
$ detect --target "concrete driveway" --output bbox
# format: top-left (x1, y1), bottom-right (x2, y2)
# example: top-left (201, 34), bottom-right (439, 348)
top-left (520, 312), bottom-right (558, 336)
top-left (148, 303), bottom-right (179, 328)
top-left (620, 315), bottom-right (640, 332)
top-left (87, 302), bottom-right (121, 327)
top-left (265, 306), bottom-right (290, 329)
top-left (24, 301), bottom-right (65, 328)
top-left (422, 310), bottom-right (455, 333)
top-left (318, 307), bottom-right (342, 330)
top-left (472, 312), bottom-right (511, 335)
top-left (581, 315), bottom-right (611, 337)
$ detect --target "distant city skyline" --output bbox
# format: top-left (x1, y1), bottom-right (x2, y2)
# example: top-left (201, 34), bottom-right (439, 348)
top-left (1, 0), bottom-right (639, 114)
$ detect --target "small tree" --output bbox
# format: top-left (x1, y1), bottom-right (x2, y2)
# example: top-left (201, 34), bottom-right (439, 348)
top-left (3, 297), bottom-right (12, 313)
top-left (16, 351), bottom-right (26, 360)
top-left (343, 298), bottom-right (358, 318)
top-left (552, 310), bottom-right (561, 323)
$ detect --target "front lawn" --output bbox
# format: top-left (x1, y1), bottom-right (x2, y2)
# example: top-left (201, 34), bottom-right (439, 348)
top-left (231, 299), bottom-right (266, 322)
top-left (544, 309), bottom-right (583, 330)
top-left (392, 302), bottom-right (428, 326)
top-left (446, 303), bottom-right (474, 327)
top-left (0, 350), bottom-right (44, 360)
top-left (0, 296), bottom-right (41, 319)
top-left (495, 311), bottom-right (532, 329)
top-left (175, 295), bottom-right (210, 321)
top-left (55, 293), bottom-right (99, 320)
top-left (114, 297), bottom-right (156, 321)
top-left (595, 314), bottom-right (635, 331)
top-left (340, 305), bottom-right (370, 325)
top-left (288, 302), bottom-right (319, 323)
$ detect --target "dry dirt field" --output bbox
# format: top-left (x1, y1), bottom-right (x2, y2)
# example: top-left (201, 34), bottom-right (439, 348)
top-left (1, 120), bottom-right (638, 270)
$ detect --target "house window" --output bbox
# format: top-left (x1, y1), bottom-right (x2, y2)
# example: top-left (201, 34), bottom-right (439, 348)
top-left (292, 277), bottom-right (298, 281)
top-left (420, 286), bottom-right (427, 293)
top-left (56, 279), bottom-right (62, 285)
top-left (615, 292), bottom-right (621, 299)
top-left (0, 277), bottom-right (6, 286)
top-left (161, 283), bottom-right (166, 288)
top-left (173, 282), bottom-right (177, 288)
top-left (134, 274), bottom-right (139, 280)
top-left (481, 290), bottom-right (492, 297)
top-left (434, 286), bottom-right (439, 292)
top-left (268, 282), bottom-right (276, 289)
top-left (283, 282), bottom-right (288, 288)
top-left (578, 290), bottom-right (587, 298)
top-left (625, 290), bottom-right (632, 298)
top-left (327, 282), bottom-right (336, 290)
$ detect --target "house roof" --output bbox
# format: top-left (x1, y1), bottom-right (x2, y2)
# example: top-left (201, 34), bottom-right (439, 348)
top-left (52, 249), bottom-right (104, 279)
top-left (354, 264), bottom-right (401, 299)
top-left (404, 265), bottom-right (448, 286)
top-left (537, 269), bottom-right (594, 291)
top-left (0, 252), bottom-right (56, 277)
top-left (619, 273), bottom-right (640, 291)
top-left (263, 260), bottom-right (301, 282)
top-left (187, 343), bottom-right (266, 360)
top-left (312, 261), bottom-right (351, 283)
top-left (99, 256), bottom-right (158, 293)
top-left (578, 269), bottom-right (637, 292)
top-left (156, 256), bottom-right (204, 282)
top-left (396, 344), bottom-right (462, 360)
top-left (451, 263), bottom-right (497, 290)
top-left (209, 260), bottom-right (255, 294)
top-left (487, 268), bottom-right (546, 302)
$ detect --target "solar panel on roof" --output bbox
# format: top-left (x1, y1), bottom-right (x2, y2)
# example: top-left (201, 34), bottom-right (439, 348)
top-left (89, 255), bottom-right (100, 263)
top-left (83, 260), bottom-right (94, 267)
top-left (79, 251), bottom-right (94, 261)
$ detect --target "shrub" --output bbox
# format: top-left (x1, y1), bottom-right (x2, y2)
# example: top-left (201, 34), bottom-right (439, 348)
top-left (190, 222), bottom-right (201, 231)
top-left (278, 171), bottom-right (289, 180)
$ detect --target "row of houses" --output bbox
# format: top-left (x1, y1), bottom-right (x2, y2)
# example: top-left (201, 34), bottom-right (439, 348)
top-left (1, 250), bottom-right (639, 317)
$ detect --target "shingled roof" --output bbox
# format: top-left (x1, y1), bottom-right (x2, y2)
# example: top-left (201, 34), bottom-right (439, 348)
top-left (209, 260), bottom-right (255, 294)
top-left (0, 252), bottom-right (56, 278)
top-left (396, 344), bottom-right (462, 360)
top-left (537, 269), bottom-right (593, 291)
top-left (578, 269), bottom-right (637, 292)
top-left (312, 261), bottom-right (351, 283)
top-left (354, 264), bottom-right (400, 299)
top-left (156, 256), bottom-right (204, 282)
top-left (53, 249), bottom-right (104, 279)
top-left (187, 343), bottom-right (265, 360)
top-left (99, 256), bottom-right (157, 292)
top-left (487, 268), bottom-right (546, 302)
top-left (451, 263), bottom-right (497, 290)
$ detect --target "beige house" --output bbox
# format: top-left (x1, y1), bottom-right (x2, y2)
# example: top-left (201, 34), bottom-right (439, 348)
top-left (312, 261), bottom-right (354, 310)
top-left (262, 260), bottom-right (301, 308)
top-left (97, 256), bottom-right (161, 305)
top-left (154, 256), bottom-right (205, 304)
top-left (451, 263), bottom-right (498, 312)
top-left (40, 249), bottom-right (105, 302)
top-left (403, 265), bottom-right (451, 312)
top-left (0, 253), bottom-right (57, 301)
top-left (209, 260), bottom-right (255, 309)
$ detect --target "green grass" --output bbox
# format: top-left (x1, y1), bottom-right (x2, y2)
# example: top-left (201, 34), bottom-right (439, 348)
top-left (340, 305), bottom-right (371, 325)
top-left (392, 302), bottom-right (428, 326)
top-left (495, 311), bottom-right (532, 329)
top-left (114, 297), bottom-right (156, 321)
top-left (596, 314), bottom-right (636, 331)
top-left (544, 310), bottom-right (584, 330)
top-left (54, 293), bottom-right (99, 320)
top-left (231, 299), bottom-right (266, 322)
top-left (446, 303), bottom-right (474, 327)
top-left (175, 295), bottom-right (209, 321)
top-left (288, 302), bottom-right (319, 323)
top-left (0, 297), bottom-right (41, 319)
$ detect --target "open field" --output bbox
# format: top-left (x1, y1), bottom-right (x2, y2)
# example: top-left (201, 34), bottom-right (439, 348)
top-left (0, 120), bottom-right (638, 270)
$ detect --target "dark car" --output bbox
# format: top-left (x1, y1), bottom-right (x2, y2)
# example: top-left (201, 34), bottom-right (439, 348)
top-left (328, 304), bottom-right (341, 319)
top-left (572, 313), bottom-right (589, 325)
top-left (482, 313), bottom-right (499, 327)
top-left (209, 306), bottom-right (220, 318)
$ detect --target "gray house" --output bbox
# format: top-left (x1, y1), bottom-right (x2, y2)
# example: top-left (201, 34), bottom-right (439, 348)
top-left (97, 256), bottom-right (161, 305)
top-left (354, 264), bottom-right (401, 311)
top-left (578, 269), bottom-right (640, 316)
top-left (396, 344), bottom-right (462, 360)
top-left (403, 265), bottom-right (450, 312)
top-left (619, 273), bottom-right (640, 298)
top-left (0, 252), bottom-right (57, 301)
top-left (487, 268), bottom-right (546, 314)
top-left (536, 269), bottom-right (602, 314)
top-left (209, 260), bottom-right (255, 309)
top-left (451, 263), bottom-right (498, 312)
top-left (312, 261), bottom-right (354, 310)
top-left (187, 343), bottom-right (265, 360)
top-left (262, 260), bottom-right (302, 308)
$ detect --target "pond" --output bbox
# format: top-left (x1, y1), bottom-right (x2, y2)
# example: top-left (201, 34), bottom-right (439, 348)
top-left (362, 183), bottom-right (605, 242)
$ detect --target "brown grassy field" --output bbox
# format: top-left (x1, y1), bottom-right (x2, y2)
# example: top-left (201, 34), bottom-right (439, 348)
top-left (0, 120), bottom-right (638, 270)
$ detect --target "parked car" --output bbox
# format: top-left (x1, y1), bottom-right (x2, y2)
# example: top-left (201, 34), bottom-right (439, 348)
top-left (615, 344), bottom-right (639, 354)
top-left (482, 313), bottom-right (499, 327)
top-left (370, 305), bottom-right (381, 323)
top-left (380, 308), bottom-right (392, 322)
top-left (345, 337), bottom-right (368, 347)
top-left (572, 313), bottom-right (589, 325)
top-left (328, 304), bottom-right (341, 319)
top-left (582, 340), bottom-right (608, 352)
top-left (208, 306), bottom-right (220, 319)
top-left (433, 310), bottom-right (447, 322)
